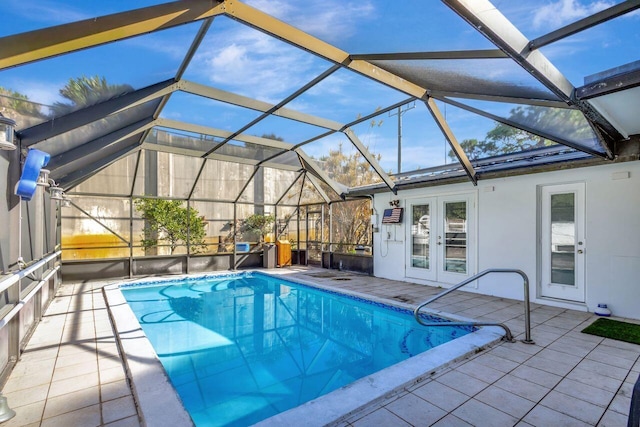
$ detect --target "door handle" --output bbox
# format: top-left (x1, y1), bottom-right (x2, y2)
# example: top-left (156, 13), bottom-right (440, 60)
top-left (577, 249), bottom-right (584, 254)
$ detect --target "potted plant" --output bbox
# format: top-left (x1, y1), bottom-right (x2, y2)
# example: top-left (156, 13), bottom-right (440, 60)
top-left (243, 214), bottom-right (276, 268)
top-left (243, 214), bottom-right (276, 244)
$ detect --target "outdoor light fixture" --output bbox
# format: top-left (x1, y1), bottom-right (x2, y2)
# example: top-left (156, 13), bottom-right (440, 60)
top-left (49, 185), bottom-right (65, 201)
top-left (37, 169), bottom-right (51, 186)
top-left (0, 114), bottom-right (17, 151)
top-left (36, 168), bottom-right (68, 201)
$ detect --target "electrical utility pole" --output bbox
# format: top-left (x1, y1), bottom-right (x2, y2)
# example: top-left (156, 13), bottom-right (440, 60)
top-left (388, 102), bottom-right (415, 173)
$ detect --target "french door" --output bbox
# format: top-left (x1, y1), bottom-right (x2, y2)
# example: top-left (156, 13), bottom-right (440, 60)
top-left (406, 194), bottom-right (474, 284)
top-left (540, 183), bottom-right (585, 302)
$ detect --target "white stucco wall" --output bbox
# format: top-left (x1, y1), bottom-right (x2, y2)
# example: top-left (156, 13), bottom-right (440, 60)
top-left (373, 161), bottom-right (640, 319)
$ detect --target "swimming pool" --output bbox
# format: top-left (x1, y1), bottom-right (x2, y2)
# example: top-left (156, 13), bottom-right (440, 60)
top-left (105, 271), bottom-right (504, 426)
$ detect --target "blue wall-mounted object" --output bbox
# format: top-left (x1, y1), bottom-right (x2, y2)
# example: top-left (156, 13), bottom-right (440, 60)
top-left (235, 242), bottom-right (250, 253)
top-left (15, 149), bottom-right (50, 201)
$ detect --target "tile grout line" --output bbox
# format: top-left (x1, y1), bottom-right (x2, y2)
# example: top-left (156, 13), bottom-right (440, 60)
top-left (595, 351), bottom-right (640, 425)
top-left (39, 282), bottom-right (75, 426)
top-left (304, 270), bottom-right (629, 427)
top-left (92, 284), bottom-right (106, 427)
top-left (511, 314), bottom-right (608, 426)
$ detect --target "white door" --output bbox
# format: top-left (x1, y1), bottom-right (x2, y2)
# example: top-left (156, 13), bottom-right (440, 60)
top-left (540, 183), bottom-right (585, 302)
top-left (406, 194), bottom-right (474, 285)
top-left (406, 198), bottom-right (436, 281)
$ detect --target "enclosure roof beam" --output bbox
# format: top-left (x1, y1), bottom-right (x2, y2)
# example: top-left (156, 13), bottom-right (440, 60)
top-left (443, 0), bottom-right (573, 100)
top-left (68, 201), bottom-right (130, 245)
top-left (233, 167), bottom-right (261, 204)
top-left (295, 174), bottom-right (307, 207)
top-left (201, 64), bottom-right (342, 158)
top-left (527, 1), bottom-right (640, 52)
top-left (176, 19), bottom-right (215, 81)
top-left (155, 118), bottom-right (294, 150)
top-left (256, 148), bottom-right (303, 168)
top-left (140, 142), bottom-right (301, 171)
top-left (0, 0), bottom-right (225, 70)
top-left (259, 160), bottom-right (303, 172)
top-left (129, 151), bottom-right (143, 198)
top-left (350, 49), bottom-right (508, 61)
top-left (209, 153), bottom-right (301, 169)
top-left (59, 146), bottom-right (141, 190)
top-left (179, 80), bottom-right (343, 131)
top-left (48, 118), bottom-right (155, 179)
top-left (343, 129), bottom-right (397, 193)
top-left (305, 173), bottom-right (331, 204)
top-left (425, 97), bottom-right (477, 185)
top-left (575, 68), bottom-right (640, 100)
top-left (275, 172), bottom-right (304, 206)
top-left (442, 0), bottom-right (619, 157)
top-left (223, 0), bottom-right (428, 100)
top-left (290, 98), bottom-right (416, 153)
top-left (432, 91), bottom-right (573, 109)
top-left (19, 79), bottom-right (176, 146)
top-left (435, 96), bottom-right (608, 159)
top-left (140, 18), bottom-right (217, 152)
top-left (295, 149), bottom-right (348, 197)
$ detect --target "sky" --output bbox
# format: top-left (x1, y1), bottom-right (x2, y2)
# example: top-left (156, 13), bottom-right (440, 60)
top-left (0, 0), bottom-right (638, 176)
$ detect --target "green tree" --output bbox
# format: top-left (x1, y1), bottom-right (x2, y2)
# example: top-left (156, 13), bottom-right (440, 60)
top-left (451, 138), bottom-right (498, 161)
top-left (317, 143), bottom-right (379, 251)
top-left (260, 133), bottom-right (284, 142)
top-left (448, 106), bottom-right (590, 161)
top-left (319, 142), bottom-right (382, 187)
top-left (331, 199), bottom-right (371, 251)
top-left (0, 87), bottom-right (46, 118)
top-left (52, 75), bottom-right (133, 116)
top-left (266, 119), bottom-right (382, 253)
top-left (242, 213), bottom-right (275, 243)
top-left (134, 198), bottom-right (207, 255)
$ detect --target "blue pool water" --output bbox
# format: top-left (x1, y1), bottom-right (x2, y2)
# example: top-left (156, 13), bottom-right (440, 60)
top-left (121, 272), bottom-right (473, 426)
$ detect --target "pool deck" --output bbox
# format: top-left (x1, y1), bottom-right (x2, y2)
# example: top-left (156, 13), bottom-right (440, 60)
top-left (1, 266), bottom-right (638, 427)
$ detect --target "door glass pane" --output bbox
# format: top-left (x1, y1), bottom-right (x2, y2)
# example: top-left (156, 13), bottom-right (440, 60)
top-left (444, 202), bottom-right (467, 273)
top-left (550, 193), bottom-right (575, 286)
top-left (307, 212), bottom-right (322, 264)
top-left (411, 205), bottom-right (430, 268)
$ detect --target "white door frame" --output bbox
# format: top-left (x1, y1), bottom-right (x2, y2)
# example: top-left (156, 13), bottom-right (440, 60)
top-left (539, 183), bottom-right (586, 302)
top-left (406, 197), bottom-right (436, 282)
top-left (406, 193), bottom-right (476, 285)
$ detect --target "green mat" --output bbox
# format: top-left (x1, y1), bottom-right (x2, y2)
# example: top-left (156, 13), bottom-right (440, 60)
top-left (582, 317), bottom-right (640, 345)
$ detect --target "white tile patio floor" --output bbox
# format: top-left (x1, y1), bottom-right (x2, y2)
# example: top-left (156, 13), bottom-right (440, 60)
top-left (1, 267), bottom-right (638, 427)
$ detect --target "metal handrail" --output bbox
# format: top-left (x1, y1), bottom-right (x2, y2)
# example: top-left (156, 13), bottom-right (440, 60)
top-left (0, 251), bottom-right (61, 295)
top-left (0, 265), bottom-right (60, 329)
top-left (413, 269), bottom-right (534, 344)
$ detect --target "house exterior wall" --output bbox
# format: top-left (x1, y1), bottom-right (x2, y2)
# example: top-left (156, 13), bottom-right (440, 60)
top-left (0, 148), bottom-right (62, 383)
top-left (373, 160), bottom-right (640, 319)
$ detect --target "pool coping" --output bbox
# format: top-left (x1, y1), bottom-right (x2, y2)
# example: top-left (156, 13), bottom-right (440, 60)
top-left (104, 271), bottom-right (505, 427)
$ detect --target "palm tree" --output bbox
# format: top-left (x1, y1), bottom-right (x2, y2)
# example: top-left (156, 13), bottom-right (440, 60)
top-left (51, 75), bottom-right (133, 116)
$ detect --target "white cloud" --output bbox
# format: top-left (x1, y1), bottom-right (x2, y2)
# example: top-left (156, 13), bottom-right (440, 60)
top-left (298, 134), bottom-right (344, 159)
top-left (195, 27), bottom-right (321, 102)
top-left (246, 0), bottom-right (294, 18)
top-left (193, 0), bottom-right (376, 103)
top-left (6, 78), bottom-right (63, 107)
top-left (246, 0), bottom-right (375, 43)
top-left (532, 0), bottom-right (614, 29)
top-left (5, 0), bottom-right (89, 26)
top-left (289, 3), bottom-right (375, 43)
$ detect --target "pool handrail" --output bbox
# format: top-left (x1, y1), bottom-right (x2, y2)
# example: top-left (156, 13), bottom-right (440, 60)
top-left (413, 268), bottom-right (534, 344)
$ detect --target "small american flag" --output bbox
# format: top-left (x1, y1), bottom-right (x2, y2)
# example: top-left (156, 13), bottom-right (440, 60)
top-left (382, 208), bottom-right (404, 224)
